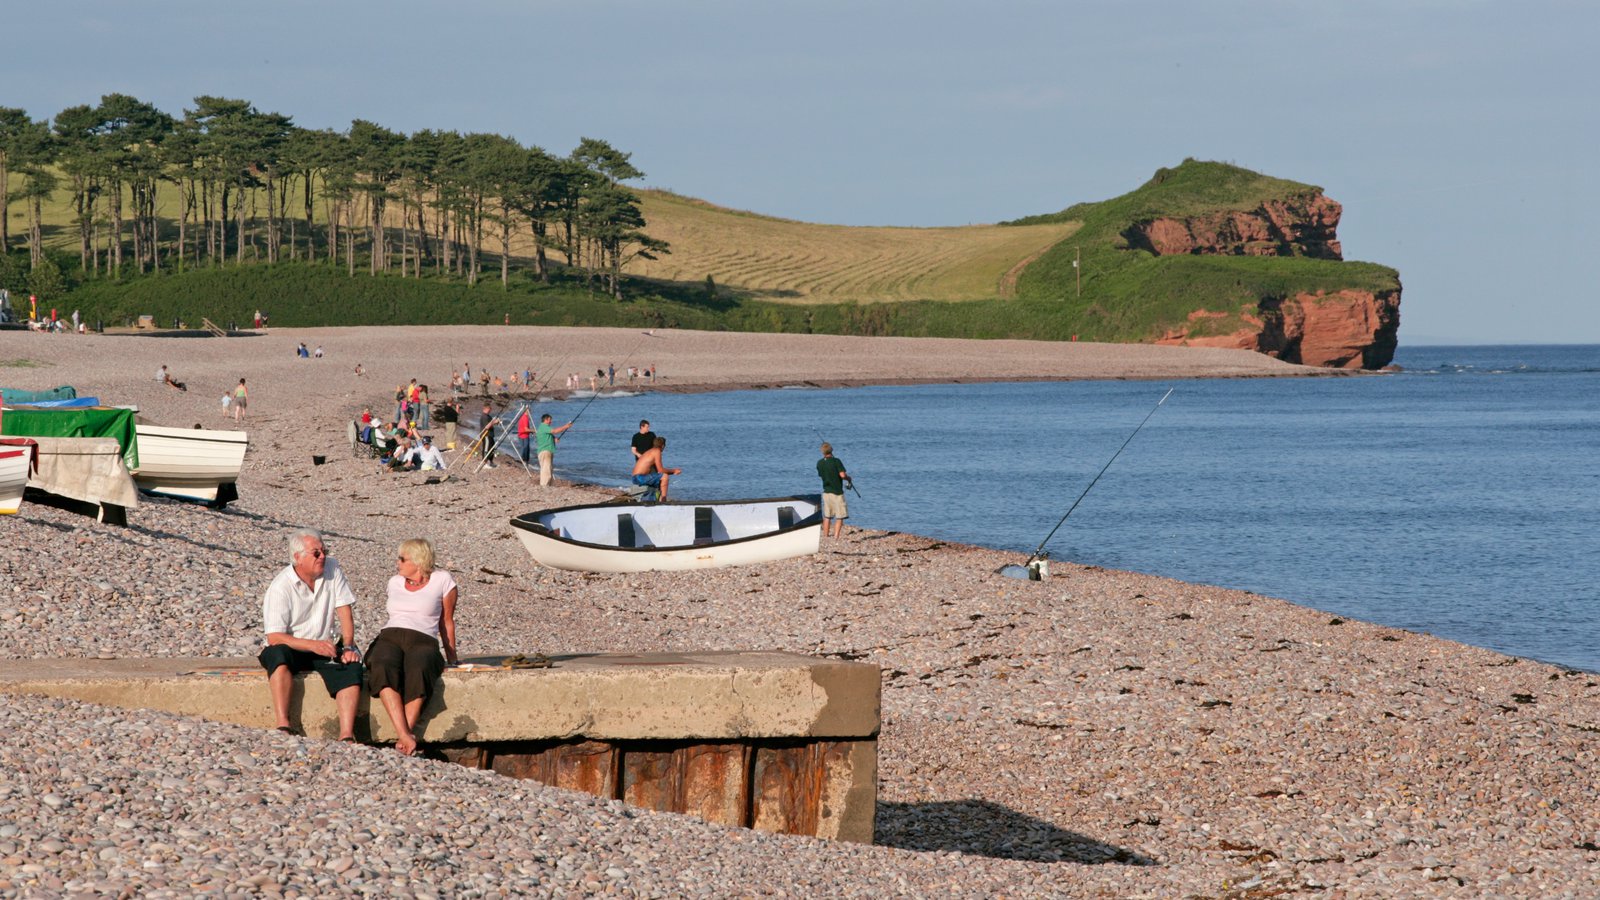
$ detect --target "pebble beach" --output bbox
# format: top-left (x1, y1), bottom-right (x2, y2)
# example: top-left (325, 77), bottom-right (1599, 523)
top-left (3, 325), bottom-right (1598, 897)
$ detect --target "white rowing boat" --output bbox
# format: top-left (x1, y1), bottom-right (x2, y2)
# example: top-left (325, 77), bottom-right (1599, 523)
top-left (131, 424), bottom-right (249, 507)
top-left (0, 439), bottom-right (37, 514)
top-left (510, 495), bottom-right (823, 573)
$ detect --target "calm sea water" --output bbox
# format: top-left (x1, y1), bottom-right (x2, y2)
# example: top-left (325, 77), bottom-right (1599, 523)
top-left (536, 345), bottom-right (1600, 671)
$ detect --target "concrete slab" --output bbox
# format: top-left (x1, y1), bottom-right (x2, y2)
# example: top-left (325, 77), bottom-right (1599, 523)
top-left (0, 651), bottom-right (882, 841)
top-left (0, 651), bottom-right (881, 742)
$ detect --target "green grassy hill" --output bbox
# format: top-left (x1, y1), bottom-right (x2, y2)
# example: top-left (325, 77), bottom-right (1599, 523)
top-left (1, 158), bottom-right (1399, 348)
top-left (1005, 159), bottom-right (1400, 342)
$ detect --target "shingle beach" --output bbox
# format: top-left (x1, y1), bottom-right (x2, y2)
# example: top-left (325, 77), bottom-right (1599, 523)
top-left (2, 326), bottom-right (1597, 897)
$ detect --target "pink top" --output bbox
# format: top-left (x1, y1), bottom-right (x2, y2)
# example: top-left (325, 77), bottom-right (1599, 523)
top-left (382, 570), bottom-right (457, 639)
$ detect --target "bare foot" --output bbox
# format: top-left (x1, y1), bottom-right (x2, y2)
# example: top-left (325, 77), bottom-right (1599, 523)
top-left (395, 734), bottom-right (417, 756)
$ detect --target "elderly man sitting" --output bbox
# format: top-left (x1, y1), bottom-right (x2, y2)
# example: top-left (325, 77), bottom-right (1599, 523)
top-left (406, 434), bottom-right (447, 471)
top-left (258, 529), bottom-right (364, 740)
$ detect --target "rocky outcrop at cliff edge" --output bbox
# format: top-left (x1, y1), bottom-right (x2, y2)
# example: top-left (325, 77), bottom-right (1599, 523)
top-left (1123, 194), bottom-right (1344, 259)
top-left (1156, 286), bottom-right (1402, 369)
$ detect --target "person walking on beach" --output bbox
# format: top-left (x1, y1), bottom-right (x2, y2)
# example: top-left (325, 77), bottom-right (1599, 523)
top-left (366, 538), bottom-right (458, 756)
top-left (631, 436), bottom-right (680, 501)
top-left (232, 378), bottom-right (248, 422)
top-left (631, 420), bottom-right (656, 460)
top-left (258, 529), bottom-right (364, 741)
top-left (535, 413), bottom-right (573, 486)
top-left (816, 442), bottom-right (852, 539)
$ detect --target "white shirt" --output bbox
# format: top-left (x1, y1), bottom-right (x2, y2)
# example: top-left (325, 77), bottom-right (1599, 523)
top-left (262, 558), bottom-right (357, 643)
top-left (383, 570), bottom-right (457, 638)
top-left (156, 366), bottom-right (167, 382)
top-left (408, 444), bottom-right (447, 470)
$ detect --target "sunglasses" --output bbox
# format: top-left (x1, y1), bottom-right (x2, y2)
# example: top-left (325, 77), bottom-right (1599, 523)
top-left (298, 547), bottom-right (326, 559)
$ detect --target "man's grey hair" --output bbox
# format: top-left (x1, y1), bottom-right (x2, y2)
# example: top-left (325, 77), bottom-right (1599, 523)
top-left (289, 528), bottom-right (323, 562)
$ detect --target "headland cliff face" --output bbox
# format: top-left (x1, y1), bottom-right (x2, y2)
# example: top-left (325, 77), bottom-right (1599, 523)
top-left (1131, 194), bottom-right (1402, 369)
top-left (1156, 286), bottom-right (1402, 370)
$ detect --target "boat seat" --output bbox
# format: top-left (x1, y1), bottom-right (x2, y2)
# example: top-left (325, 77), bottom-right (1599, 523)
top-left (618, 513), bottom-right (637, 549)
top-left (693, 506), bottom-right (713, 546)
top-left (777, 506), bottom-right (795, 529)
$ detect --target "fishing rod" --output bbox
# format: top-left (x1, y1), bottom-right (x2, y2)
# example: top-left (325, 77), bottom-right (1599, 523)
top-left (462, 350), bottom-right (572, 474)
top-left (811, 426), bottom-right (861, 497)
top-left (1025, 387), bottom-right (1173, 564)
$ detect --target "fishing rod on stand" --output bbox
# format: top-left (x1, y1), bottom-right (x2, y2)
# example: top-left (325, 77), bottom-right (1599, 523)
top-left (465, 350), bottom-right (574, 475)
top-left (1005, 387), bottom-right (1174, 581)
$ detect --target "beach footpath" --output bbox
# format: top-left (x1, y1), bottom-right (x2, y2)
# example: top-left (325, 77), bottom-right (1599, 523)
top-left (2, 326), bottom-right (1596, 896)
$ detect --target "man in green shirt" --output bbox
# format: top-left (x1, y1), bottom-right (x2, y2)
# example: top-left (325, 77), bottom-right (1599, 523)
top-left (816, 442), bottom-right (852, 539)
top-left (535, 413), bottom-right (574, 486)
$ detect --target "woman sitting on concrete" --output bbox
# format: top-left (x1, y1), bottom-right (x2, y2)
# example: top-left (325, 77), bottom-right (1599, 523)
top-left (365, 538), bottom-right (458, 755)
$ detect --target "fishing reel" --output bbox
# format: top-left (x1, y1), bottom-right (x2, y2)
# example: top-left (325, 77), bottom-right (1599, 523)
top-left (998, 551), bottom-right (1050, 581)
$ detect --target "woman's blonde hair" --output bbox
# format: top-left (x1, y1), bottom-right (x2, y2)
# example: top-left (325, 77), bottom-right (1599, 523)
top-left (399, 538), bottom-right (434, 573)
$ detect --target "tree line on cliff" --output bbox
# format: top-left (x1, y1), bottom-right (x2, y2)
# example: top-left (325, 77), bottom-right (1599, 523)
top-left (0, 95), bottom-right (668, 301)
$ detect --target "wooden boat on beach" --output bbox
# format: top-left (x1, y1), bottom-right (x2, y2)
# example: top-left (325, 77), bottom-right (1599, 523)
top-left (21, 437), bottom-right (139, 525)
top-left (0, 439), bottom-right (37, 514)
top-left (1, 401), bottom-right (141, 523)
top-left (130, 424), bottom-right (248, 507)
top-left (510, 495), bottom-right (823, 573)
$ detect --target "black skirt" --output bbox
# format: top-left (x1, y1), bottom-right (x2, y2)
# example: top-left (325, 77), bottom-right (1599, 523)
top-left (364, 627), bottom-right (444, 703)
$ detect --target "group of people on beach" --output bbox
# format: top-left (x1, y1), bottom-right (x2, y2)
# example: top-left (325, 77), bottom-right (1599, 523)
top-left (361, 361), bottom-right (853, 530)
top-left (359, 407), bottom-right (448, 472)
top-left (444, 361), bottom-right (660, 399)
top-left (260, 529), bottom-right (456, 756)
top-left (450, 363), bottom-right (547, 401)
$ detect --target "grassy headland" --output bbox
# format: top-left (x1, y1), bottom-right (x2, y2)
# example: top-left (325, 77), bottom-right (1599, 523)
top-left (1005, 159), bottom-right (1401, 341)
top-left (5, 159), bottom-right (1398, 345)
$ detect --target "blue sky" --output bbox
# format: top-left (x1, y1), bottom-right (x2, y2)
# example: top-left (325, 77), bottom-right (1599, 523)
top-left (6, 1), bottom-right (1595, 343)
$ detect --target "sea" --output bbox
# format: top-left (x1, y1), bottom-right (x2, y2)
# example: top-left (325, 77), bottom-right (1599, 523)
top-left (536, 345), bottom-right (1600, 672)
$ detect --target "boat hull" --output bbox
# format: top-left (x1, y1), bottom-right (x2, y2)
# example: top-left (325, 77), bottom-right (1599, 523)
top-left (0, 443), bottom-right (34, 514)
top-left (511, 496), bottom-right (823, 573)
top-left (131, 424), bottom-right (248, 505)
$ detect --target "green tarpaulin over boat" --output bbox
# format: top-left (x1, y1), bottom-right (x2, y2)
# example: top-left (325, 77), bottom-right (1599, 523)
top-left (0, 406), bottom-right (138, 471)
top-left (0, 386), bottom-right (78, 404)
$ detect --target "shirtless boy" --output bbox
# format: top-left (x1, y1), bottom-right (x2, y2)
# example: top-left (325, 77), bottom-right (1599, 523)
top-left (630, 436), bottom-right (681, 501)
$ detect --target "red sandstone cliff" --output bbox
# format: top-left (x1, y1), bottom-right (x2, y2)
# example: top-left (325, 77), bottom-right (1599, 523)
top-left (1124, 194), bottom-right (1345, 260)
top-left (1155, 287), bottom-right (1402, 369)
top-left (1128, 192), bottom-right (1400, 368)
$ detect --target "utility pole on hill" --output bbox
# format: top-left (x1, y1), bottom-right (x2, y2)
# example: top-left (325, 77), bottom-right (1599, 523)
top-left (1074, 246), bottom-right (1081, 297)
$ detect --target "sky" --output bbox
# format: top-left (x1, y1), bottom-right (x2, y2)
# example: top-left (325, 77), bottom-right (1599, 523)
top-left (5, 0), bottom-right (1596, 344)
